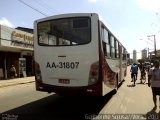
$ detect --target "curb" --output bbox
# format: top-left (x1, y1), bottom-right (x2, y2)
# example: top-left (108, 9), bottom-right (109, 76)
top-left (0, 77), bottom-right (35, 88)
top-left (0, 81), bottom-right (35, 88)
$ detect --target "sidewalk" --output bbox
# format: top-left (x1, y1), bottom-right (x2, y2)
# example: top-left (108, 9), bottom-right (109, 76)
top-left (98, 66), bottom-right (160, 117)
top-left (0, 76), bottom-right (35, 88)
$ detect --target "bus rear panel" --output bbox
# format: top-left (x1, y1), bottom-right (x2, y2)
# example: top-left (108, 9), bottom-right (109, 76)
top-left (34, 13), bottom-right (127, 96)
top-left (34, 13), bottom-right (102, 96)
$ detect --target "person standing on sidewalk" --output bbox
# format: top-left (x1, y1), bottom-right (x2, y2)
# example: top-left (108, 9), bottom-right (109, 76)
top-left (10, 65), bottom-right (17, 79)
top-left (148, 60), bottom-right (160, 111)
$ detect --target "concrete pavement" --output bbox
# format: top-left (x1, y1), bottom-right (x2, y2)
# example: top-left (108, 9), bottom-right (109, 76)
top-left (0, 76), bottom-right (35, 88)
top-left (96, 65), bottom-right (160, 120)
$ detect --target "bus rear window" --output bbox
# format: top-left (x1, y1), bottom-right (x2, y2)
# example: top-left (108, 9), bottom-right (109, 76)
top-left (37, 17), bottom-right (91, 46)
top-left (72, 18), bottom-right (89, 28)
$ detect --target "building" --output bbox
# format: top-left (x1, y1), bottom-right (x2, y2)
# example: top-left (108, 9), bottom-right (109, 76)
top-left (0, 25), bottom-right (34, 79)
top-left (16, 27), bottom-right (33, 34)
top-left (141, 49), bottom-right (147, 59)
top-left (149, 49), bottom-right (160, 61)
top-left (133, 50), bottom-right (137, 63)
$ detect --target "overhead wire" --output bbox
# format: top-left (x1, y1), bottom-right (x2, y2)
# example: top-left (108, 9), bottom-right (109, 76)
top-left (17, 0), bottom-right (48, 17)
top-left (33, 0), bottom-right (59, 15)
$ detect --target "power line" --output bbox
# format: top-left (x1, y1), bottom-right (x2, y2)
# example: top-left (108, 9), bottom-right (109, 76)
top-left (33, 0), bottom-right (53, 14)
top-left (33, 0), bottom-right (59, 15)
top-left (17, 0), bottom-right (48, 17)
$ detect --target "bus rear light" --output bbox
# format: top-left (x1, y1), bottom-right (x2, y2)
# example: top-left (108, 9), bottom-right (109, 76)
top-left (35, 62), bottom-right (40, 73)
top-left (35, 61), bottom-right (42, 81)
top-left (89, 62), bottom-right (99, 85)
top-left (35, 63), bottom-right (39, 69)
top-left (91, 71), bottom-right (97, 76)
top-left (91, 64), bottom-right (97, 69)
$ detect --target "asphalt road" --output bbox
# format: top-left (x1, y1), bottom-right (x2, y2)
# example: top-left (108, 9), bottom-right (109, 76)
top-left (0, 66), bottom-right (160, 120)
top-left (0, 83), bottom-right (115, 120)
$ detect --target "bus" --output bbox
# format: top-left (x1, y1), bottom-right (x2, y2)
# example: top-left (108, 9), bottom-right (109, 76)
top-left (34, 13), bottom-right (128, 96)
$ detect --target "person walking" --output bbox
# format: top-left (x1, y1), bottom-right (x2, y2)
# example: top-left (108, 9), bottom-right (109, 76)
top-left (148, 60), bottom-right (160, 111)
top-left (139, 62), bottom-right (146, 83)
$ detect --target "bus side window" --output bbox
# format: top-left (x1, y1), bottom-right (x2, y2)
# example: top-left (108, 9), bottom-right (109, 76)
top-left (104, 28), bottom-right (109, 44)
top-left (106, 44), bottom-right (110, 57)
top-left (122, 47), bottom-right (127, 60)
top-left (103, 41), bottom-right (107, 56)
top-left (115, 40), bottom-right (119, 58)
top-left (110, 35), bottom-right (115, 58)
top-left (102, 27), bottom-right (110, 58)
top-left (108, 32), bottom-right (112, 57)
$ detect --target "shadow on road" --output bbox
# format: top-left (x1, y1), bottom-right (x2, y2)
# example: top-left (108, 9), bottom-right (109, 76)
top-left (1, 90), bottom-right (116, 120)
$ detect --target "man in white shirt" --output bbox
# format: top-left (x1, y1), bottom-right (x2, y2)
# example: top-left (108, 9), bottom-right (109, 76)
top-left (148, 60), bottom-right (160, 111)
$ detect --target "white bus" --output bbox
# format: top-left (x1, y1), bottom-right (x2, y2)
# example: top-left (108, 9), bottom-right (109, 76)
top-left (34, 13), bottom-right (127, 96)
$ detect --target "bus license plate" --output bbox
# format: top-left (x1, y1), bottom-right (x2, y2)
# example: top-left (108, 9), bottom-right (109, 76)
top-left (58, 79), bottom-right (70, 84)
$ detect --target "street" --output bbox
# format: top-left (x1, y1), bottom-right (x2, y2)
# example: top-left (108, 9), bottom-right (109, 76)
top-left (0, 66), bottom-right (160, 120)
top-left (0, 83), bottom-right (114, 120)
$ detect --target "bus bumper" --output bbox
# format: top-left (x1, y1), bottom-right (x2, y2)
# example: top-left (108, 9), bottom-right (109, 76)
top-left (35, 80), bottom-right (102, 96)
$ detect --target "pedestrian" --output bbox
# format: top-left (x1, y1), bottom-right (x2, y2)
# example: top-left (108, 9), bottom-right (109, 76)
top-left (10, 65), bottom-right (17, 79)
top-left (139, 62), bottom-right (146, 83)
top-left (148, 60), bottom-right (160, 111)
top-left (130, 63), bottom-right (138, 86)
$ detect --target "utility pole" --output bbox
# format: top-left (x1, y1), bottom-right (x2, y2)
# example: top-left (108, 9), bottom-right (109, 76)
top-left (148, 47), bottom-right (149, 60)
top-left (147, 35), bottom-right (156, 57)
top-left (153, 35), bottom-right (156, 57)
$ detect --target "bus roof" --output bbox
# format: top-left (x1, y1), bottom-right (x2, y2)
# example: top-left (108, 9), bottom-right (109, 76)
top-left (35, 13), bottom-right (98, 23)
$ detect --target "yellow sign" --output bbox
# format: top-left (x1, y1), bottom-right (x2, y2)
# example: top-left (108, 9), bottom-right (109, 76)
top-left (12, 31), bottom-right (33, 41)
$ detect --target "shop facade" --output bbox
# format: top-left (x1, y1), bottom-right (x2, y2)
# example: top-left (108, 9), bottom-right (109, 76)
top-left (0, 25), bottom-right (34, 79)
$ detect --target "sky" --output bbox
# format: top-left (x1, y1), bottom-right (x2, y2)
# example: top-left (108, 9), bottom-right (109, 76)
top-left (0, 0), bottom-right (160, 59)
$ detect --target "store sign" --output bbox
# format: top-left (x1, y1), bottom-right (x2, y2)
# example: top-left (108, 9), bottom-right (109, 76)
top-left (11, 31), bottom-right (34, 48)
